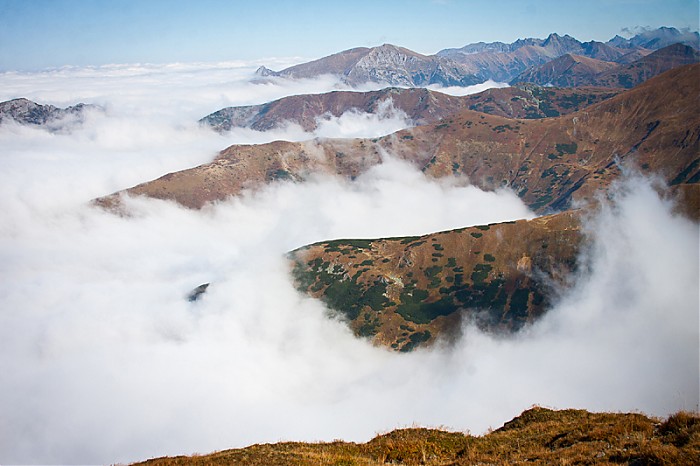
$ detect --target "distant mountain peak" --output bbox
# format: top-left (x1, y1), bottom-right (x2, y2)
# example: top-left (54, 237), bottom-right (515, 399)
top-left (0, 98), bottom-right (99, 129)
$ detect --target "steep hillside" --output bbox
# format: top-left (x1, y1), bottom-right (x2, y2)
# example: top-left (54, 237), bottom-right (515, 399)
top-left (462, 84), bottom-right (620, 119)
top-left (199, 87), bottom-right (468, 132)
top-left (290, 211), bottom-right (582, 350)
top-left (592, 43), bottom-right (700, 88)
top-left (199, 85), bottom-right (620, 133)
top-left (512, 43), bottom-right (699, 88)
top-left (135, 408), bottom-right (700, 466)
top-left (511, 54), bottom-right (618, 87)
top-left (96, 64), bottom-right (700, 215)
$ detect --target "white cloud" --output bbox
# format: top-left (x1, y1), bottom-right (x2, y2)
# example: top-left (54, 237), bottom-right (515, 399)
top-left (0, 62), bottom-right (696, 464)
top-left (427, 79), bottom-right (510, 96)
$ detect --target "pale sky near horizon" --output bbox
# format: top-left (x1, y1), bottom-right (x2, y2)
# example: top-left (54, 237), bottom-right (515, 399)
top-left (0, 0), bottom-right (698, 71)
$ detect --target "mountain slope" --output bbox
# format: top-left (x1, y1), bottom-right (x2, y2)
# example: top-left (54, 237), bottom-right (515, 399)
top-left (135, 408), bottom-right (700, 466)
top-left (199, 85), bottom-right (621, 132)
top-left (511, 54), bottom-right (618, 86)
top-left (97, 64), bottom-right (700, 215)
top-left (512, 43), bottom-right (700, 88)
top-left (262, 44), bottom-right (481, 87)
top-left (290, 210), bottom-right (582, 350)
top-left (592, 43), bottom-right (700, 88)
top-left (462, 84), bottom-right (620, 119)
top-left (199, 87), bottom-right (469, 132)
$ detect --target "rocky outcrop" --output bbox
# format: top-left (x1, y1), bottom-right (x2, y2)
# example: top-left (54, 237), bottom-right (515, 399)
top-left (263, 44), bottom-right (481, 87)
top-left (0, 98), bottom-right (97, 129)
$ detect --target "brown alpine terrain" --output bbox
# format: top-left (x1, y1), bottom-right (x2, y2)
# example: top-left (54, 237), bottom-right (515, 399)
top-left (512, 43), bottom-right (700, 88)
top-left (461, 84), bottom-right (620, 119)
top-left (95, 64), bottom-right (699, 350)
top-left (98, 63), bottom-right (700, 215)
top-left (200, 87), bottom-right (469, 132)
top-left (290, 210), bottom-right (582, 350)
top-left (135, 407), bottom-right (700, 465)
top-left (511, 54), bottom-right (619, 87)
top-left (199, 85), bottom-right (620, 133)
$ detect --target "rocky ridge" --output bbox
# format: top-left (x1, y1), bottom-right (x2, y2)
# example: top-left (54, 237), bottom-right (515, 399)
top-left (512, 43), bottom-right (700, 88)
top-left (99, 64), bottom-right (700, 215)
top-left (0, 98), bottom-right (97, 129)
top-left (258, 28), bottom-right (699, 87)
top-left (95, 64), bottom-right (699, 350)
top-left (200, 85), bottom-right (621, 133)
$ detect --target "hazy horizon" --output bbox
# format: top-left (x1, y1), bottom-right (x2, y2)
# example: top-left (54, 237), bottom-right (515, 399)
top-left (0, 0), bottom-right (698, 71)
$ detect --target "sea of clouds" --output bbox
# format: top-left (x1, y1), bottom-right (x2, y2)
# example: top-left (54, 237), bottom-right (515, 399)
top-left (0, 61), bottom-right (697, 464)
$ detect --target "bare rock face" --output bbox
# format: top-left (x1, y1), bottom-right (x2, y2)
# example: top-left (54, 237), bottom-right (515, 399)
top-left (260, 44), bottom-right (481, 87)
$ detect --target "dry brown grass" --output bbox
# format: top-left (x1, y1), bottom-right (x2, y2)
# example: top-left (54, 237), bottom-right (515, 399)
top-left (133, 407), bottom-right (700, 465)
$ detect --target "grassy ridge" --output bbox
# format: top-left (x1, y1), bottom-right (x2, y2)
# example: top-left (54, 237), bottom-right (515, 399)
top-left (134, 407), bottom-right (699, 465)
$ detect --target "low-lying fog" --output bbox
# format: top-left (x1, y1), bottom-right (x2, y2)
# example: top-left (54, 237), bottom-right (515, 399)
top-left (0, 62), bottom-right (697, 464)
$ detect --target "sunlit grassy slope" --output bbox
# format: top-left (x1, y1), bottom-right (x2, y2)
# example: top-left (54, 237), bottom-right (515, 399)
top-left (134, 407), bottom-right (699, 465)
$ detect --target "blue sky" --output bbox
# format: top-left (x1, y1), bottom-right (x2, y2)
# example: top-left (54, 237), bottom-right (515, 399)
top-left (0, 0), bottom-right (698, 71)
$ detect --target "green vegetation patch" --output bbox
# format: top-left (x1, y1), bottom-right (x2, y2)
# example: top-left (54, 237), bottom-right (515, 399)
top-left (293, 257), bottom-right (389, 322)
top-left (555, 142), bottom-right (578, 155)
top-left (470, 263), bottom-right (492, 285)
top-left (399, 330), bottom-right (433, 352)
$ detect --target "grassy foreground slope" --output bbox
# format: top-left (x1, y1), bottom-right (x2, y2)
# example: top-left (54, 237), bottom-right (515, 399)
top-left (134, 407), bottom-right (699, 465)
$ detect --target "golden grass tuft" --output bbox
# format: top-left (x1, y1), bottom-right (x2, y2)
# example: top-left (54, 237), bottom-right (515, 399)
top-left (133, 408), bottom-right (700, 465)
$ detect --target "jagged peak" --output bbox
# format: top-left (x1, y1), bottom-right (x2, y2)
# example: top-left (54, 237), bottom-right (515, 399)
top-left (254, 66), bottom-right (278, 77)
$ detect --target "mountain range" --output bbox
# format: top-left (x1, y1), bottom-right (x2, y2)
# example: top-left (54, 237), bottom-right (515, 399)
top-left (95, 63), bottom-right (700, 349)
top-left (199, 85), bottom-right (620, 132)
top-left (8, 28), bottom-right (695, 352)
top-left (512, 42), bottom-right (700, 87)
top-left (257, 27), bottom-right (698, 87)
